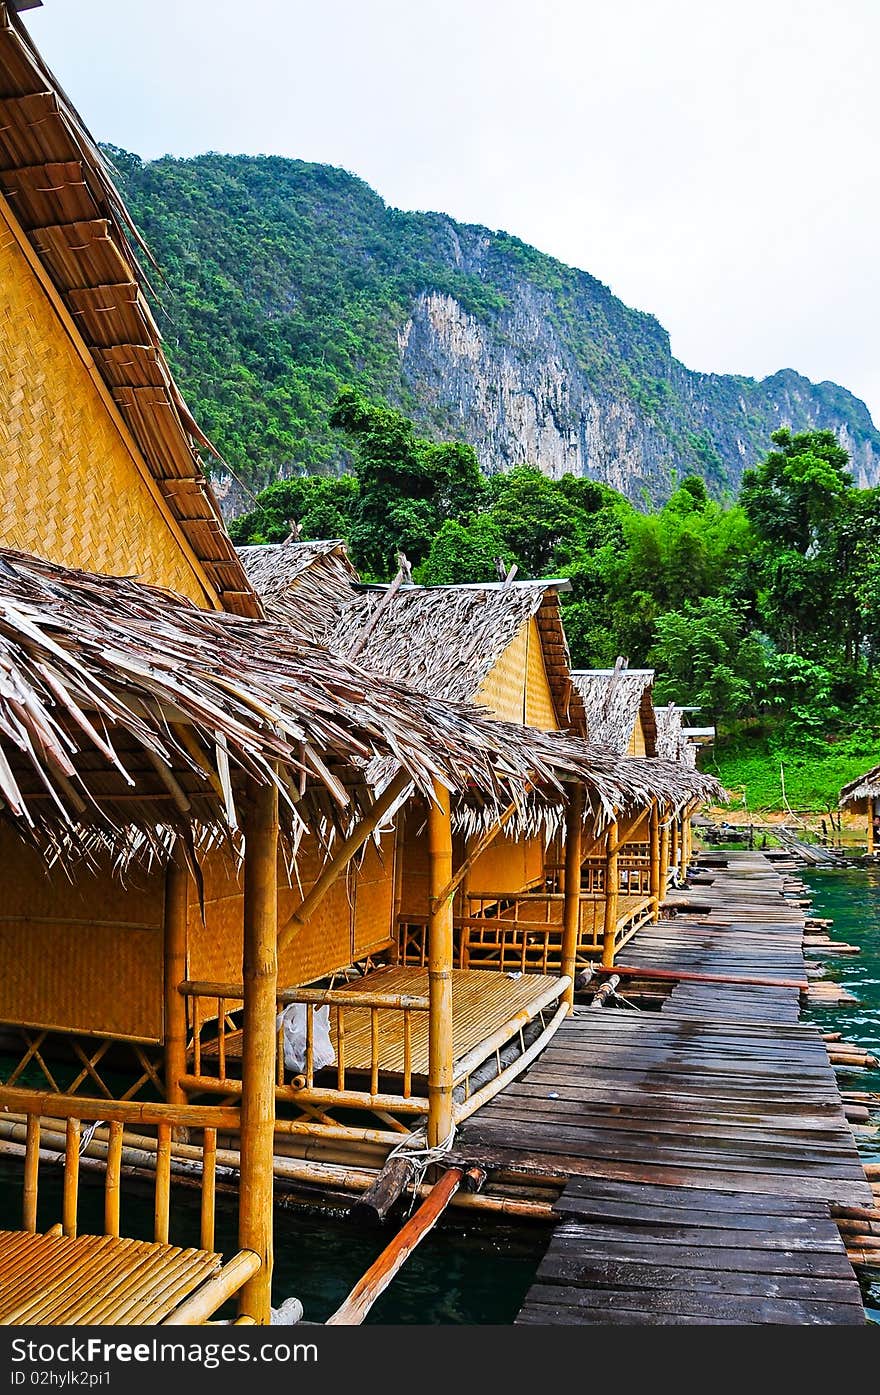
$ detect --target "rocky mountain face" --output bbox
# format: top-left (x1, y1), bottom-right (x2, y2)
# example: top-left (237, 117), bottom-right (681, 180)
top-left (109, 149), bottom-right (880, 509)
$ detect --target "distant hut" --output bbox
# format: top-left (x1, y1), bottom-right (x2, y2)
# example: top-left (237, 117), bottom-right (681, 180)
top-left (238, 539), bottom-right (358, 642)
top-left (570, 663), bottom-right (657, 756)
top-left (839, 765), bottom-right (880, 854)
top-left (326, 578), bottom-right (586, 910)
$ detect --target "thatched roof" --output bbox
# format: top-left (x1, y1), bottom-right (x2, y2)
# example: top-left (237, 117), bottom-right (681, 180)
top-left (0, 547), bottom-right (724, 860)
top-left (840, 765), bottom-right (880, 807)
top-left (571, 667), bottom-right (656, 755)
top-left (654, 703), bottom-right (685, 762)
top-left (0, 3), bottom-right (259, 617)
top-left (329, 579), bottom-right (587, 733)
top-left (238, 541), bottom-right (357, 643)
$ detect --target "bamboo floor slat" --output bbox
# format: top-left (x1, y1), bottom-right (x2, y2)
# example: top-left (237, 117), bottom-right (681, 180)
top-left (457, 851), bottom-right (871, 1324)
top-left (204, 967), bottom-right (561, 1079)
top-left (0, 1231), bottom-right (221, 1325)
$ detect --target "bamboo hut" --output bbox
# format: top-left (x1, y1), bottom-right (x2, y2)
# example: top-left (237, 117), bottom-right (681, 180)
top-left (0, 546), bottom-right (654, 1320)
top-left (840, 765), bottom-right (880, 854)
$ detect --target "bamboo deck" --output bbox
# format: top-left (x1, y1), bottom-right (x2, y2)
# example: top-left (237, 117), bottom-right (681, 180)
top-left (0, 1231), bottom-right (221, 1325)
top-left (332, 967), bottom-right (561, 1077)
top-left (206, 967), bottom-right (561, 1079)
top-left (459, 851), bottom-right (871, 1325)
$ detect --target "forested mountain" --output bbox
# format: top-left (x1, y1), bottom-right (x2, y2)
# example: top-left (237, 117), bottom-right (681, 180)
top-left (107, 147), bottom-right (880, 511)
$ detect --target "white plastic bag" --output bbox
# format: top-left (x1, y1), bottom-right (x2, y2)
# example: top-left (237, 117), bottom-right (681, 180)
top-left (275, 1002), bottom-right (335, 1075)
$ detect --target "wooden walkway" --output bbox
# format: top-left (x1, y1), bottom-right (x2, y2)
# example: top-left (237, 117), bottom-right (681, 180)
top-left (459, 851), bottom-right (870, 1325)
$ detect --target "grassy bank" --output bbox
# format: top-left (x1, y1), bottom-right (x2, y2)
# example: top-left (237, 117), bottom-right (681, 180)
top-left (702, 741), bottom-right (875, 814)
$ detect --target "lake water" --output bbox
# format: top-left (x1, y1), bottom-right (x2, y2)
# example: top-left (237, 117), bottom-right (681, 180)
top-left (801, 862), bottom-right (880, 1313)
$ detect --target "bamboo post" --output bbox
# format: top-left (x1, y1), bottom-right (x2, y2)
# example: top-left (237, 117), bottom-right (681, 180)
top-left (104, 1120), bottom-right (123, 1238)
top-left (427, 781), bottom-right (454, 1149)
top-left (868, 801), bottom-right (875, 857)
top-left (670, 815), bottom-right (679, 879)
top-left (163, 847), bottom-right (189, 1108)
top-left (660, 813), bottom-right (671, 903)
top-left (560, 783), bottom-right (584, 1009)
top-left (23, 1114), bottom-right (38, 1233)
top-left (679, 804), bottom-right (689, 880)
top-left (238, 776), bottom-right (279, 1325)
top-left (601, 818), bottom-right (620, 969)
top-left (649, 801), bottom-right (661, 922)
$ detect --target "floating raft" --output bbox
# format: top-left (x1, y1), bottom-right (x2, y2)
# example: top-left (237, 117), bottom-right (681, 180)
top-left (459, 850), bottom-right (870, 1325)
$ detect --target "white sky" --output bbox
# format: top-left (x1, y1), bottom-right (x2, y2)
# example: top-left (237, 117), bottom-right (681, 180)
top-left (27, 0), bottom-right (880, 423)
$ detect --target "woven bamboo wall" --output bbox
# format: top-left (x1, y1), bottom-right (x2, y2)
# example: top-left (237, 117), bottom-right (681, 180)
top-left (475, 621), bottom-right (528, 723)
top-left (468, 833), bottom-right (546, 894)
top-left (524, 617), bottom-right (559, 730)
top-left (627, 713), bottom-right (647, 757)
top-left (476, 619), bottom-right (558, 730)
top-left (187, 834), bottom-right (396, 989)
top-left (352, 838), bottom-right (396, 957)
top-left (398, 813), bottom-right (430, 918)
top-left (0, 206), bottom-right (212, 606)
top-left (0, 828), bottom-right (163, 1040)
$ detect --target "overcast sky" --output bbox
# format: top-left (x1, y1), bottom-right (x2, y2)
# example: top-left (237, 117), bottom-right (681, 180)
top-left (27, 0), bottom-right (880, 423)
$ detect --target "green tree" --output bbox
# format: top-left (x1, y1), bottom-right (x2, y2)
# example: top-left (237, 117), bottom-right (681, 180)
top-left (329, 388), bottom-right (485, 575)
top-left (649, 597), bottom-right (767, 727)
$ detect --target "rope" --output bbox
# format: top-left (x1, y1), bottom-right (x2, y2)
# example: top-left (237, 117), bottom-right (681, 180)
top-left (385, 1124), bottom-right (457, 1217)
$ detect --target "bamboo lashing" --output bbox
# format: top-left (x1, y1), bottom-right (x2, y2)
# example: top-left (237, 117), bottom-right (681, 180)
top-left (235, 776), bottom-right (279, 1324)
top-left (427, 781), bottom-right (454, 1149)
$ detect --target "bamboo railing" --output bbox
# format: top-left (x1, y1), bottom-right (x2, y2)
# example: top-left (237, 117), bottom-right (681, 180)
top-left (0, 1085), bottom-right (234, 1252)
top-left (181, 981), bottom-right (432, 1121)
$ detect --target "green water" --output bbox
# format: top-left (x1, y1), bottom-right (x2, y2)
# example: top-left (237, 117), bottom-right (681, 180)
top-left (0, 1155), bottom-right (548, 1324)
top-left (801, 862), bottom-right (880, 1311)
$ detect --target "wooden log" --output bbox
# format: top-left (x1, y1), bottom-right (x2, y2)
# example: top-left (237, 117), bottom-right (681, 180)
top-left (427, 781), bottom-right (454, 1149)
top-left (238, 775), bottom-right (279, 1325)
top-left (602, 819), bottom-right (620, 968)
top-left (327, 1168), bottom-right (465, 1324)
top-left (350, 1155), bottom-right (416, 1226)
top-left (163, 847), bottom-right (189, 1109)
top-left (560, 783), bottom-right (584, 1010)
top-left (590, 974), bottom-right (620, 1010)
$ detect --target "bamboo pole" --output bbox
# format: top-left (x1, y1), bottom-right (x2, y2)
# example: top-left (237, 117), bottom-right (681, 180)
top-left (104, 1120), bottom-right (123, 1239)
top-left (660, 813), bottom-right (671, 902)
top-left (649, 801), bottom-right (661, 921)
top-left (279, 769), bottom-right (412, 951)
top-left (601, 818), bottom-right (619, 969)
top-left (868, 801), bottom-right (875, 857)
top-left (670, 815), bottom-right (679, 876)
top-left (164, 1251), bottom-right (262, 1326)
top-left (163, 848), bottom-right (189, 1109)
top-left (62, 1117), bottom-right (79, 1238)
top-left (432, 797), bottom-right (520, 909)
top-left (560, 784), bottom-right (584, 1010)
top-left (23, 1114), bottom-right (38, 1233)
top-left (238, 776), bottom-right (279, 1325)
top-left (427, 781), bottom-right (454, 1149)
top-left (327, 1168), bottom-right (468, 1324)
